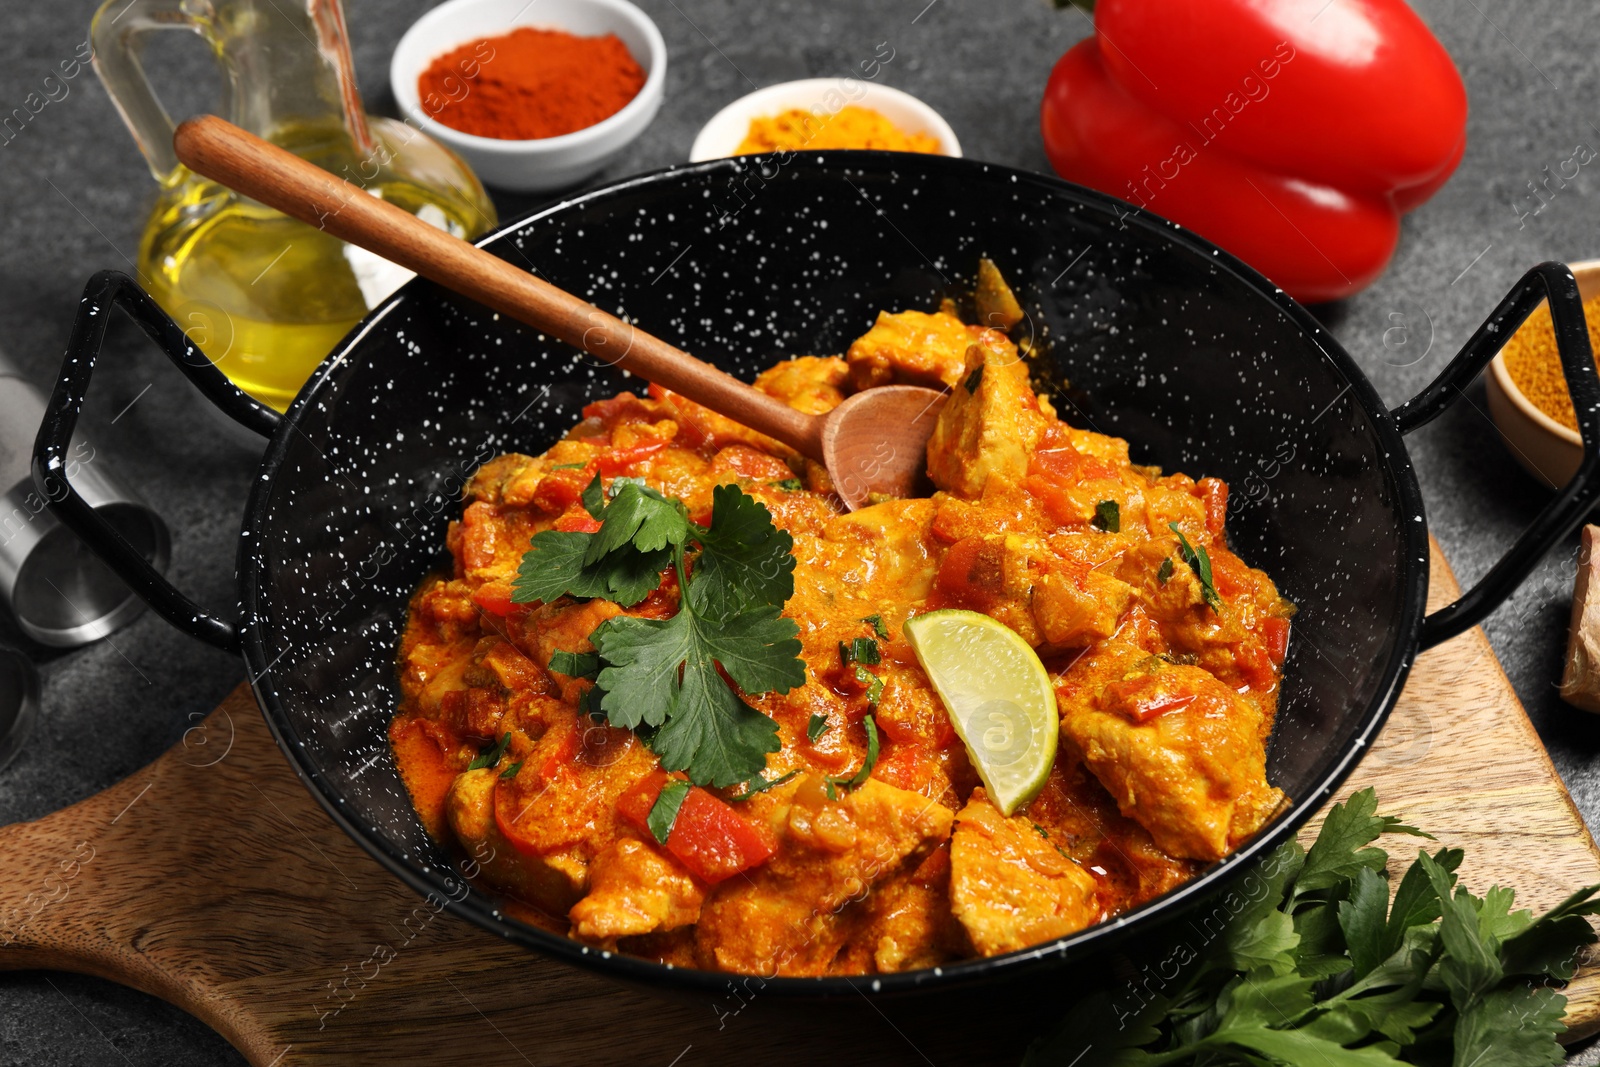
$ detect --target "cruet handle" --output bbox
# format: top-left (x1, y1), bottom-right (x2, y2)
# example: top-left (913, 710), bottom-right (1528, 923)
top-left (90, 0), bottom-right (218, 182)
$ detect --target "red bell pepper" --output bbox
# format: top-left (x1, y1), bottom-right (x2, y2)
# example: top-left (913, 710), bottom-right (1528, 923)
top-left (1041, 0), bottom-right (1466, 303)
top-left (616, 770), bottom-right (778, 884)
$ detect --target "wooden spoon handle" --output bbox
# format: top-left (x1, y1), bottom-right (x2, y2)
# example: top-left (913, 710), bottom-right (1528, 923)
top-left (172, 116), bottom-right (825, 462)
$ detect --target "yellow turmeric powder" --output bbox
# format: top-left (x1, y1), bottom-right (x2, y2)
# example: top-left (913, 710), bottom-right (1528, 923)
top-left (734, 105), bottom-right (942, 155)
top-left (1501, 295), bottom-right (1600, 432)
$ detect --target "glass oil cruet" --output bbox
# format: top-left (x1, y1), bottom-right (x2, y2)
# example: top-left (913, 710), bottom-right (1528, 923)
top-left (91, 0), bottom-right (499, 412)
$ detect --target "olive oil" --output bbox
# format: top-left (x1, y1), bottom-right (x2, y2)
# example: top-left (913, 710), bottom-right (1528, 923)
top-left (137, 120), bottom-right (494, 412)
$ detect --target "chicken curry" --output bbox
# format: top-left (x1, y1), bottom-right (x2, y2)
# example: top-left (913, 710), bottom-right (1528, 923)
top-left (390, 293), bottom-right (1293, 977)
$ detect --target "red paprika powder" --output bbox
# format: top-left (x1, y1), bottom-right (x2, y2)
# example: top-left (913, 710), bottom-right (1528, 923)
top-left (418, 27), bottom-right (646, 140)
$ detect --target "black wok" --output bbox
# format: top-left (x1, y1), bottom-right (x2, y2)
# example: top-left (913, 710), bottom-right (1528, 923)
top-left (34, 153), bottom-right (1600, 1000)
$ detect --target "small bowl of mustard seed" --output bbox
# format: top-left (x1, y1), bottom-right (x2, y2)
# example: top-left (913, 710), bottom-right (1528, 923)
top-left (1486, 260), bottom-right (1600, 488)
top-left (390, 0), bottom-right (666, 193)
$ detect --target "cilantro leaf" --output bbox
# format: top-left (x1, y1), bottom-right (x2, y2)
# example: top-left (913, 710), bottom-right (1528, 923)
top-left (511, 530), bottom-right (613, 604)
top-left (510, 529), bottom-right (670, 607)
top-left (1093, 499), bottom-right (1120, 532)
top-left (515, 478), bottom-right (804, 789)
top-left (499, 760), bottom-right (524, 780)
top-left (840, 636), bottom-right (880, 666)
top-left (585, 479), bottom-right (689, 563)
top-left (825, 714), bottom-right (879, 795)
top-left (862, 614), bottom-right (889, 639)
top-left (1169, 521), bottom-right (1223, 612)
top-left (647, 779), bottom-right (690, 844)
top-left (581, 472), bottom-right (606, 519)
top-left (648, 655), bottom-right (784, 788)
top-left (854, 665), bottom-right (884, 706)
top-left (467, 732), bottom-right (511, 771)
top-left (773, 477), bottom-right (802, 491)
top-left (594, 603), bottom-right (799, 787)
top-left (691, 484), bottom-right (796, 619)
top-left (807, 713), bottom-right (829, 743)
top-left (727, 770), bottom-right (798, 802)
top-left (549, 649), bottom-right (599, 679)
top-left (1157, 557), bottom-right (1174, 585)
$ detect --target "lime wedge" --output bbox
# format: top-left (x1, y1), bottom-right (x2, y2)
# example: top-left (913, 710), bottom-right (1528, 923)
top-left (902, 609), bottom-right (1058, 816)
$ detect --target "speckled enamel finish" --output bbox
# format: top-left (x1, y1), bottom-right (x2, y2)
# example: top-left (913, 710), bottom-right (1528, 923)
top-left (235, 153), bottom-right (1429, 995)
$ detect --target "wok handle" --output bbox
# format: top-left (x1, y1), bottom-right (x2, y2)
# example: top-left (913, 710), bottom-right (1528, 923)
top-left (1390, 261), bottom-right (1600, 649)
top-left (32, 271), bottom-right (282, 654)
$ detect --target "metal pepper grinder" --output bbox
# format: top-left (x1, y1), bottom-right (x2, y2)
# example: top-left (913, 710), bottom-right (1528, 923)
top-left (0, 353), bottom-right (170, 647)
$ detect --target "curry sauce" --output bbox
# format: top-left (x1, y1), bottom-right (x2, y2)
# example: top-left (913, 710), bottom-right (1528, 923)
top-left (390, 304), bottom-right (1293, 976)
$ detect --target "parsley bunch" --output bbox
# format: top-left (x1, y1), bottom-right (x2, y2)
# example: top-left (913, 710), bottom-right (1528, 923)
top-left (512, 476), bottom-right (805, 787)
top-left (1026, 789), bottom-right (1600, 1067)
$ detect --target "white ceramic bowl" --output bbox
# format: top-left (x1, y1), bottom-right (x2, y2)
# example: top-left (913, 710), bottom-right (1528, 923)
top-left (390, 0), bottom-right (666, 193)
top-left (688, 78), bottom-right (961, 163)
top-left (1486, 258), bottom-right (1600, 489)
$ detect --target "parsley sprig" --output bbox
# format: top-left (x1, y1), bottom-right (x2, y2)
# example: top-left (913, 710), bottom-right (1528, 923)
top-left (1025, 788), bottom-right (1600, 1067)
top-left (512, 476), bottom-right (805, 787)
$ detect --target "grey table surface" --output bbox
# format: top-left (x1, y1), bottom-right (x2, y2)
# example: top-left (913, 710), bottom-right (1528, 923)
top-left (2, 0), bottom-right (1600, 1063)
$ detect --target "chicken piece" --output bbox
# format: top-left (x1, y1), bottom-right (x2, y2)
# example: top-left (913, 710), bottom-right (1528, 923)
top-left (949, 789), bottom-right (1100, 956)
top-left (464, 452), bottom-right (537, 505)
top-left (568, 836), bottom-right (706, 942)
top-left (813, 498), bottom-right (942, 602)
top-left (694, 776), bottom-right (953, 975)
top-left (866, 845), bottom-right (960, 972)
top-left (1032, 564), bottom-right (1135, 649)
top-left (846, 309), bottom-right (1001, 391)
top-left (754, 356), bottom-right (851, 414)
top-left (927, 342), bottom-right (1049, 500)
top-left (1060, 662), bottom-right (1282, 861)
top-left (445, 768), bottom-right (587, 913)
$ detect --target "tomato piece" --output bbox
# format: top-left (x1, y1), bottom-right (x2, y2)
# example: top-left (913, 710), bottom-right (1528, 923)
top-left (1100, 673), bottom-right (1199, 724)
top-left (535, 726), bottom-right (580, 785)
top-left (472, 579), bottom-right (516, 616)
top-left (872, 742), bottom-right (943, 794)
top-left (1196, 477), bottom-right (1228, 536)
top-left (933, 536), bottom-right (1006, 611)
top-left (554, 509), bottom-right (602, 533)
top-left (1209, 550), bottom-right (1250, 599)
top-left (596, 440), bottom-right (668, 476)
top-left (581, 392), bottom-right (655, 426)
top-left (1233, 638), bottom-right (1279, 692)
top-left (617, 770), bottom-right (777, 884)
top-left (494, 782), bottom-right (535, 856)
top-left (1260, 617), bottom-right (1291, 668)
top-left (1029, 447), bottom-right (1080, 484)
top-left (531, 469), bottom-right (589, 514)
top-left (1025, 475), bottom-right (1080, 529)
top-left (710, 444), bottom-right (793, 482)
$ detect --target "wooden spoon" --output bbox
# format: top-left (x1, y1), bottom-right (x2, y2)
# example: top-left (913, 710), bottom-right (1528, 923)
top-left (171, 116), bottom-right (946, 510)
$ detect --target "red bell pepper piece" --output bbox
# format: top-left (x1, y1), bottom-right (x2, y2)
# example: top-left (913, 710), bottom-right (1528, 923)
top-left (617, 770), bottom-right (778, 884)
top-left (1041, 0), bottom-right (1466, 303)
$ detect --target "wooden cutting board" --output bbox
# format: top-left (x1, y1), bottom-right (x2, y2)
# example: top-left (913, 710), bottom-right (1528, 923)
top-left (2, 538), bottom-right (1598, 1066)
